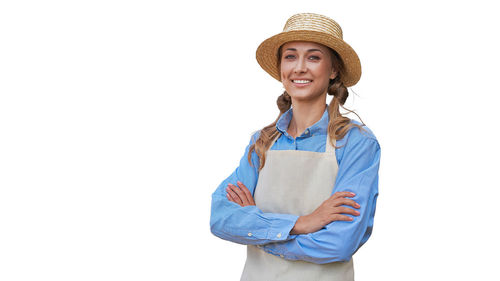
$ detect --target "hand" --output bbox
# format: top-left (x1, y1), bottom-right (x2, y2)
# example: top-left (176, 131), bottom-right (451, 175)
top-left (226, 181), bottom-right (256, 207)
top-left (290, 191), bottom-right (360, 235)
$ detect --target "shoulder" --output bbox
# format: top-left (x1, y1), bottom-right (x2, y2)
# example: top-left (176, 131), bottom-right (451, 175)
top-left (335, 120), bottom-right (381, 164)
top-left (341, 119), bottom-right (380, 148)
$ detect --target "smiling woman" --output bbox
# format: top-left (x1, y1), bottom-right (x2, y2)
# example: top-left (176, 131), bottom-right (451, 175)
top-left (210, 13), bottom-right (381, 281)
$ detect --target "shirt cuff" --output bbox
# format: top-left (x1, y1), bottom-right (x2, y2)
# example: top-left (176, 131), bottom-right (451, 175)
top-left (260, 243), bottom-right (297, 260)
top-left (264, 212), bottom-right (299, 241)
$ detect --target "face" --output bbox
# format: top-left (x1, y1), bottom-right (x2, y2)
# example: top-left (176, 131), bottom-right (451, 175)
top-left (280, 41), bottom-right (337, 103)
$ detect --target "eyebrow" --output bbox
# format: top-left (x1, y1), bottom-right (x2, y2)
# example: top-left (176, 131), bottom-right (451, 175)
top-left (284, 48), bottom-right (324, 53)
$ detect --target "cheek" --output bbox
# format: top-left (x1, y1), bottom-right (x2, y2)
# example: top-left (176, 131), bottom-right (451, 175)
top-left (280, 69), bottom-right (290, 82)
top-left (315, 64), bottom-right (333, 80)
top-left (280, 69), bottom-right (286, 80)
top-left (280, 62), bottom-right (293, 77)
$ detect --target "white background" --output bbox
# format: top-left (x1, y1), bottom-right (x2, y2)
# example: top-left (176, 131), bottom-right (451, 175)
top-left (1, 0), bottom-right (499, 280)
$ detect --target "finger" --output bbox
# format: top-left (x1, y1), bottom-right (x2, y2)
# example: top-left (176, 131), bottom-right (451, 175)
top-left (226, 186), bottom-right (243, 206)
top-left (332, 198), bottom-right (361, 209)
top-left (334, 206), bottom-right (360, 216)
top-left (232, 184), bottom-right (250, 206)
top-left (226, 192), bottom-right (237, 204)
top-left (237, 181), bottom-right (255, 206)
top-left (330, 214), bottom-right (354, 222)
top-left (226, 188), bottom-right (239, 204)
top-left (330, 191), bottom-right (356, 200)
top-left (229, 184), bottom-right (250, 206)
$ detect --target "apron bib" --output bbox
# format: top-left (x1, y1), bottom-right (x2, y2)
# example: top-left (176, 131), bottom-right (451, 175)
top-left (240, 131), bottom-right (354, 281)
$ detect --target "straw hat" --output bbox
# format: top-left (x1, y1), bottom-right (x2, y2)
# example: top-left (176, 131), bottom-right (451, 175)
top-left (256, 13), bottom-right (361, 87)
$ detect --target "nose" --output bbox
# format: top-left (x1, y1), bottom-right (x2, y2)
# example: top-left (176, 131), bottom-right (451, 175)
top-left (293, 57), bottom-right (307, 74)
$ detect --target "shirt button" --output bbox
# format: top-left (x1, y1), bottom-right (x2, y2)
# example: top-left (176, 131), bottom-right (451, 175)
top-left (248, 232), bottom-right (253, 237)
top-left (276, 233), bottom-right (282, 238)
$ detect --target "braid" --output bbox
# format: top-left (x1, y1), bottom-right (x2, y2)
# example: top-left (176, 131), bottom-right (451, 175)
top-left (277, 91), bottom-right (292, 113)
top-left (327, 76), bottom-right (367, 148)
top-left (327, 76), bottom-right (348, 104)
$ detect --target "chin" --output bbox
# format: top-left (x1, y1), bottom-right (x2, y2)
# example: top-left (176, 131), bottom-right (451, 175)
top-left (288, 90), bottom-right (324, 101)
top-left (290, 96), bottom-right (322, 104)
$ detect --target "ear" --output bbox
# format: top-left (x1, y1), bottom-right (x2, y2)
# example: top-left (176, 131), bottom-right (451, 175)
top-left (329, 69), bottom-right (338, 80)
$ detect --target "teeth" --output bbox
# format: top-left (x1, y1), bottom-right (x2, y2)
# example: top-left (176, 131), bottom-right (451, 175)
top-left (293, 80), bottom-right (311, 84)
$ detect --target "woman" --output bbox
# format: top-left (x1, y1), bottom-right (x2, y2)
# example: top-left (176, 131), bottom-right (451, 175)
top-left (210, 13), bottom-right (381, 281)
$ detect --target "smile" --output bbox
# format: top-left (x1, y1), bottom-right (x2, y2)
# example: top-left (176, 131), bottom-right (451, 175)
top-left (292, 80), bottom-right (312, 84)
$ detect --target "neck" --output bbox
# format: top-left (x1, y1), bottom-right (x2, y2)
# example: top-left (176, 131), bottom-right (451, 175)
top-left (288, 97), bottom-right (327, 138)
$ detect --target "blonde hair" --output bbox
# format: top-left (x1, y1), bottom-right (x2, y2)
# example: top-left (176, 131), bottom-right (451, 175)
top-left (248, 47), bottom-right (367, 171)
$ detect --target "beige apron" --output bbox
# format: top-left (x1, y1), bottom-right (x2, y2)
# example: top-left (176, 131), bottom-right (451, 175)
top-left (240, 131), bottom-right (354, 281)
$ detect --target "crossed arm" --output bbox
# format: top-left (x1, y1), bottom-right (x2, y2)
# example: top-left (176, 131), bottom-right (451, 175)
top-left (210, 129), bottom-right (380, 264)
top-left (226, 181), bottom-right (361, 235)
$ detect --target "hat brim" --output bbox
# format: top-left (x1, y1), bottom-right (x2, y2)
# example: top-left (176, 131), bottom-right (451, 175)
top-left (256, 30), bottom-right (361, 87)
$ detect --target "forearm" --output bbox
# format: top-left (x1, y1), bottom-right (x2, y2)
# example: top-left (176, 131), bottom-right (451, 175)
top-left (290, 215), bottom-right (310, 235)
top-left (247, 227), bottom-right (354, 264)
top-left (260, 189), bottom-right (378, 264)
top-left (210, 182), bottom-right (299, 245)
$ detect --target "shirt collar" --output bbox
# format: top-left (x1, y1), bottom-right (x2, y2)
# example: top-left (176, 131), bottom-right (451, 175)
top-left (276, 105), bottom-right (329, 139)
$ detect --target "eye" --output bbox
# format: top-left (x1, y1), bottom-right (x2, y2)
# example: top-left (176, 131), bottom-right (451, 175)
top-left (308, 55), bottom-right (320, 60)
top-left (284, 54), bottom-right (296, 59)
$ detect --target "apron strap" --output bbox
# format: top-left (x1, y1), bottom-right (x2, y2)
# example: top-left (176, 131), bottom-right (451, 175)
top-left (325, 131), bottom-right (336, 153)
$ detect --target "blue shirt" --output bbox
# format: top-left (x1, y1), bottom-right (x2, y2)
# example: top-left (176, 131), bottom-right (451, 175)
top-left (210, 106), bottom-right (381, 264)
